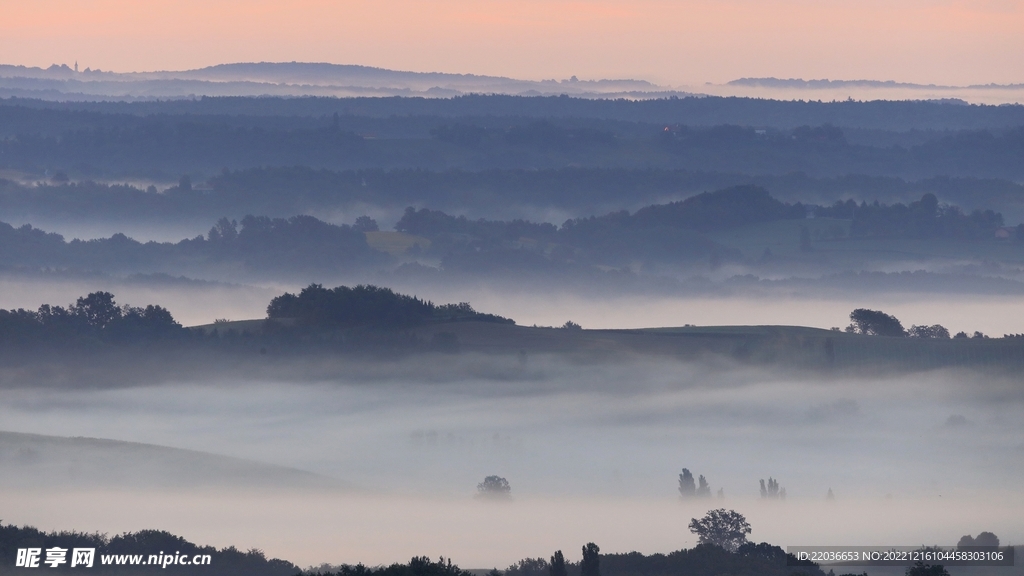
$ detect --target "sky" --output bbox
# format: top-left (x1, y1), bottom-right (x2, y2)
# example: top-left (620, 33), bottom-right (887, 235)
top-left (1, 0), bottom-right (1022, 86)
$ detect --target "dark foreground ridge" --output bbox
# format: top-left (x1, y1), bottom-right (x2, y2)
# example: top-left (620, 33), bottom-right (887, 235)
top-left (0, 520), bottom-right (825, 576)
top-left (0, 522), bottom-right (298, 575)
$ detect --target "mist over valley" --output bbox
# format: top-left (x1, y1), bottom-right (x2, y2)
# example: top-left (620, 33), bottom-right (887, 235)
top-left (0, 53), bottom-right (1022, 575)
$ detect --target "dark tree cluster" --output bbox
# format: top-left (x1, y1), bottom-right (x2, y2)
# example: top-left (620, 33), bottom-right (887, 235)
top-left (677, 468), bottom-right (714, 498)
top-left (0, 291), bottom-right (184, 347)
top-left (594, 544), bottom-right (823, 576)
top-left (956, 531), bottom-right (1000, 549)
top-left (313, 557), bottom-right (470, 576)
top-left (759, 478), bottom-right (786, 500)
top-left (567, 185), bottom-right (806, 233)
top-left (817, 193), bottom-right (1004, 240)
top-left (266, 284), bottom-right (514, 329)
top-left (393, 186), bottom-right (1017, 276)
top-left (476, 475), bottom-right (512, 500)
top-left (395, 207), bottom-right (559, 245)
top-left (499, 525), bottom-right (825, 576)
top-left (907, 324), bottom-right (951, 339)
top-left (397, 186), bottom-right (799, 270)
top-left (845, 309), bottom-right (908, 337)
top-left (688, 509), bottom-right (753, 552)
top-left (203, 214), bottom-right (387, 273)
top-left (0, 522), bottom-right (297, 575)
top-left (0, 213), bottom-right (386, 275)
top-left (844, 308), bottom-right (970, 339)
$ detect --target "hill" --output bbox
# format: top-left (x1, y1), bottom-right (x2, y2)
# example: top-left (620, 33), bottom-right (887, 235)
top-left (0, 61), bottom-right (667, 100)
top-left (0, 430), bottom-right (349, 491)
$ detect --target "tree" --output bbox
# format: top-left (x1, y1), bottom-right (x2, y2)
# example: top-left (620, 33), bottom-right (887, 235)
top-left (476, 476), bottom-right (511, 500)
top-left (678, 468), bottom-right (696, 498)
top-left (74, 292), bottom-right (121, 328)
top-left (848, 309), bottom-right (906, 337)
top-left (580, 543), bottom-right (600, 576)
top-left (506, 558), bottom-right (549, 576)
top-left (696, 475), bottom-right (711, 498)
top-left (549, 551), bottom-right (566, 576)
top-left (688, 509), bottom-right (751, 552)
top-left (908, 324), bottom-right (950, 339)
top-left (760, 477), bottom-right (784, 499)
top-left (973, 532), bottom-right (999, 547)
top-left (354, 216), bottom-right (380, 232)
top-left (958, 532), bottom-right (999, 549)
top-left (207, 218), bottom-right (239, 243)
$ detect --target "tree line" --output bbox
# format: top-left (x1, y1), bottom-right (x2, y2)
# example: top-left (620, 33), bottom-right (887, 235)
top-left (266, 284), bottom-right (513, 329)
top-left (844, 308), bottom-right (997, 339)
top-left (0, 185), bottom-right (1014, 279)
top-left (0, 213), bottom-right (386, 276)
top-left (0, 291), bottom-right (185, 348)
top-left (4, 95), bottom-right (1024, 178)
top-left (0, 522), bottom-right (297, 575)
top-left (396, 188), bottom-right (1010, 272)
top-left (3, 167), bottom-right (1023, 228)
top-left (0, 285), bottom-right (512, 352)
top-left (817, 193), bottom-right (1004, 240)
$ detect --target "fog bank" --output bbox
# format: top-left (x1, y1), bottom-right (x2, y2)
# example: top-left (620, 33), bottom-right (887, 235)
top-left (0, 355), bottom-right (1020, 564)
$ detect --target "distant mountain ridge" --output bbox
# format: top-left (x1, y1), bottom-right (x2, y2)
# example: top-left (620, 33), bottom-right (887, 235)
top-left (0, 61), bottom-right (676, 101)
top-left (729, 77), bottom-right (1024, 90)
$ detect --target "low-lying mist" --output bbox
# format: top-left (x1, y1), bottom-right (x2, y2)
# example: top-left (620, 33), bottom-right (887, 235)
top-left (0, 355), bottom-right (1020, 566)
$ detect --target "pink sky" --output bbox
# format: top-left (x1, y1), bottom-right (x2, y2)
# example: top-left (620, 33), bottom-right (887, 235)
top-left (1, 0), bottom-right (1022, 86)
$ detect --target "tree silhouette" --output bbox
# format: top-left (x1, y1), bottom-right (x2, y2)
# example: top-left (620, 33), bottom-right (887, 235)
top-left (549, 551), bottom-right (566, 576)
top-left (958, 532), bottom-right (1000, 549)
top-left (696, 475), bottom-right (712, 498)
top-left (908, 324), bottom-right (950, 339)
top-left (759, 478), bottom-right (784, 499)
top-left (354, 216), bottom-right (379, 232)
top-left (476, 476), bottom-right (512, 500)
top-left (74, 291), bottom-right (121, 328)
top-left (848, 309), bottom-right (906, 337)
top-left (688, 509), bottom-right (751, 552)
top-left (580, 543), bottom-right (600, 576)
top-left (678, 468), bottom-right (696, 498)
top-left (505, 557), bottom-right (549, 576)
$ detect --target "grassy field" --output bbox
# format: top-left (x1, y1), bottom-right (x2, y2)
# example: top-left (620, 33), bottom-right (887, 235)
top-left (370, 321), bottom-right (1024, 373)
top-left (189, 311), bottom-right (1024, 373)
top-left (364, 230), bottom-right (432, 256)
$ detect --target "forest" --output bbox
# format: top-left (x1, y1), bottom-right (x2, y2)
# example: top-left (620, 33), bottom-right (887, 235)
top-left (0, 185), bottom-right (1014, 284)
top-left (2, 95), bottom-right (1024, 183)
